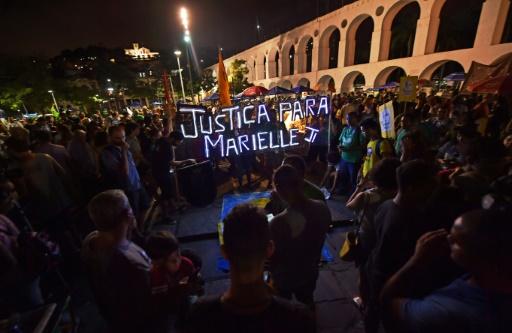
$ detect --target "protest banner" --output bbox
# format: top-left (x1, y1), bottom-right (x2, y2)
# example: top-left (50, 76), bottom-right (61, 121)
top-left (378, 100), bottom-right (396, 139)
top-left (399, 76), bottom-right (418, 102)
top-left (177, 96), bottom-right (331, 158)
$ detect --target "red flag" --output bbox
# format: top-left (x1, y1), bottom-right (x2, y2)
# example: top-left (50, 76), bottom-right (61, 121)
top-left (217, 49), bottom-right (232, 107)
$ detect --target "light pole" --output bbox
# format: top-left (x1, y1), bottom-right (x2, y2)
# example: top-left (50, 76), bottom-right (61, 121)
top-left (48, 90), bottom-right (59, 113)
top-left (180, 7), bottom-right (195, 102)
top-left (184, 36), bottom-right (194, 100)
top-left (174, 50), bottom-right (186, 102)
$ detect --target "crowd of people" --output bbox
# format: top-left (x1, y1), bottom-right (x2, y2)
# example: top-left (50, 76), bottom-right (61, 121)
top-left (0, 88), bottom-right (510, 332)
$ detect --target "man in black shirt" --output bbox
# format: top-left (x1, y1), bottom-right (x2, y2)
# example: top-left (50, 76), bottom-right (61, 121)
top-left (151, 131), bottom-right (195, 218)
top-left (269, 165), bottom-right (331, 308)
top-left (184, 204), bottom-right (315, 333)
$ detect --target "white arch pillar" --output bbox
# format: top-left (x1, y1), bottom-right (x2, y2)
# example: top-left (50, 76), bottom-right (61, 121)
top-left (293, 47), bottom-right (299, 75)
top-left (339, 35), bottom-right (348, 67)
top-left (269, 60), bottom-right (277, 78)
top-left (370, 24), bottom-right (384, 62)
top-left (311, 37), bottom-right (320, 72)
top-left (413, 1), bottom-right (435, 56)
top-left (377, 27), bottom-right (392, 61)
top-left (475, 0), bottom-right (508, 47)
top-left (255, 63), bottom-right (265, 81)
top-left (297, 52), bottom-right (307, 73)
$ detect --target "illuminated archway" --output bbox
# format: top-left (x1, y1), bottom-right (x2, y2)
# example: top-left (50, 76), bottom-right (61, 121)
top-left (281, 42), bottom-right (295, 76)
top-left (278, 79), bottom-right (293, 89)
top-left (297, 78), bottom-right (311, 88)
top-left (319, 26), bottom-right (341, 70)
top-left (435, 0), bottom-right (484, 52)
top-left (316, 75), bottom-right (336, 92)
top-left (298, 35), bottom-right (314, 73)
top-left (268, 47), bottom-right (280, 78)
top-left (341, 71), bottom-right (366, 92)
top-left (380, 0), bottom-right (420, 61)
top-left (419, 60), bottom-right (465, 80)
top-left (346, 15), bottom-right (374, 66)
top-left (374, 66), bottom-right (406, 87)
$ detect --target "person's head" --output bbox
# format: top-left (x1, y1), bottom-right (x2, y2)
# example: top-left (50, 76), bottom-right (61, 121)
top-left (35, 130), bottom-right (52, 144)
top-left (401, 131), bottom-right (426, 161)
top-left (168, 131), bottom-right (185, 146)
top-left (5, 136), bottom-right (30, 159)
top-left (369, 158), bottom-right (401, 191)
top-left (360, 118), bottom-right (380, 139)
top-left (282, 155), bottom-right (306, 179)
top-left (108, 126), bottom-right (126, 147)
top-left (222, 204), bottom-right (273, 279)
top-left (273, 165), bottom-right (303, 203)
top-left (145, 231), bottom-right (182, 274)
top-left (125, 122), bottom-right (140, 138)
top-left (88, 190), bottom-right (135, 234)
top-left (448, 208), bottom-right (512, 280)
top-left (401, 113), bottom-right (416, 130)
top-left (0, 177), bottom-right (18, 214)
top-left (94, 131), bottom-right (109, 148)
top-left (502, 134), bottom-right (512, 152)
top-left (396, 159), bottom-right (437, 203)
top-left (347, 111), bottom-right (360, 127)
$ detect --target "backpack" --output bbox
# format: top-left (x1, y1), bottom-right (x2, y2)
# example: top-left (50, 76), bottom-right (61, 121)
top-left (374, 138), bottom-right (395, 159)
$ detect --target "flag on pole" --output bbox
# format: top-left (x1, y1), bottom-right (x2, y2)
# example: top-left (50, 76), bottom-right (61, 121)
top-left (217, 49), bottom-right (232, 107)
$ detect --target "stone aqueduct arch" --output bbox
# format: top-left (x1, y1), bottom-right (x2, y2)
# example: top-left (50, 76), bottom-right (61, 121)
top-left (237, 0), bottom-right (512, 92)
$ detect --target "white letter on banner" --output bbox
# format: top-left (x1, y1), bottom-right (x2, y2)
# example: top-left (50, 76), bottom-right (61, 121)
top-left (257, 104), bottom-right (270, 124)
top-left (279, 129), bottom-right (290, 148)
top-left (251, 133), bottom-right (257, 149)
top-left (199, 115), bottom-right (213, 134)
top-left (305, 98), bottom-right (316, 117)
top-left (291, 101), bottom-right (304, 121)
top-left (238, 135), bottom-right (250, 153)
top-left (225, 138), bottom-right (239, 156)
top-left (257, 131), bottom-right (269, 150)
top-left (278, 102), bottom-right (292, 122)
top-left (222, 106), bottom-right (239, 130)
top-left (179, 107), bottom-right (204, 138)
top-left (243, 105), bottom-right (255, 125)
top-left (304, 127), bottom-right (320, 143)
top-left (214, 114), bottom-right (226, 133)
top-left (204, 134), bottom-right (224, 158)
top-left (289, 128), bottom-right (299, 146)
top-left (268, 131), bottom-right (279, 149)
top-left (317, 96), bottom-right (329, 115)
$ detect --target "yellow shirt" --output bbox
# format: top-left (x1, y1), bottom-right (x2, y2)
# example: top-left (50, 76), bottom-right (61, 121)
top-left (362, 139), bottom-right (392, 177)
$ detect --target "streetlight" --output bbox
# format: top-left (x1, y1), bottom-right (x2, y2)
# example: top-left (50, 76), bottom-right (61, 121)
top-left (48, 90), bottom-right (59, 113)
top-left (183, 37), bottom-right (194, 99)
top-left (174, 50), bottom-right (187, 102)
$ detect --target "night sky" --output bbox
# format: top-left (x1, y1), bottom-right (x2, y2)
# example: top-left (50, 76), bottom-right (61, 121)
top-left (0, 0), bottom-right (356, 64)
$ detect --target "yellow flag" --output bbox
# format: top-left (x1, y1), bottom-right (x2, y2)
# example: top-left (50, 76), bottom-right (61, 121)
top-left (217, 49), bottom-right (232, 107)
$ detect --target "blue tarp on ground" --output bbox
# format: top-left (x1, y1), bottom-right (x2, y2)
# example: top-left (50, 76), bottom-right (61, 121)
top-left (217, 191), bottom-right (334, 272)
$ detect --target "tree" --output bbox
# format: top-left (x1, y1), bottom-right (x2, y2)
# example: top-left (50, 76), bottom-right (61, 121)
top-left (229, 59), bottom-right (251, 94)
top-left (200, 68), bottom-right (217, 93)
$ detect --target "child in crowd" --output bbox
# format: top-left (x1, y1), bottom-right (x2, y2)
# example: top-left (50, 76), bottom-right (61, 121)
top-left (145, 231), bottom-right (202, 316)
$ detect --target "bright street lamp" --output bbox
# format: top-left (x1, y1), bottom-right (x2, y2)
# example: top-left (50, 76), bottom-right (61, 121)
top-left (174, 50), bottom-right (187, 102)
top-left (180, 7), bottom-right (189, 30)
top-left (48, 90), bottom-right (59, 113)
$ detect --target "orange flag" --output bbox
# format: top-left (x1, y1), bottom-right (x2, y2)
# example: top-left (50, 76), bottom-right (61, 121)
top-left (217, 49), bottom-right (232, 107)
